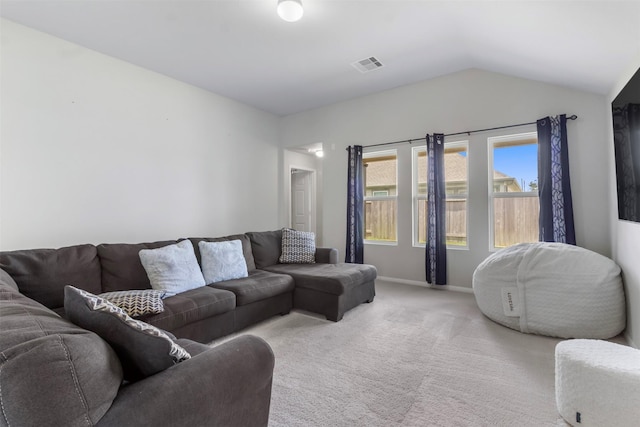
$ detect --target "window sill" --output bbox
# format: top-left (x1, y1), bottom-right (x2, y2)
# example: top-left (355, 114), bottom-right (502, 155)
top-left (364, 240), bottom-right (398, 247)
top-left (412, 244), bottom-right (469, 251)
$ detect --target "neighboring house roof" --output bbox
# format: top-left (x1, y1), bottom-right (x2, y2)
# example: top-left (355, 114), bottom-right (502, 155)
top-left (365, 152), bottom-right (522, 189)
top-left (365, 158), bottom-right (397, 187)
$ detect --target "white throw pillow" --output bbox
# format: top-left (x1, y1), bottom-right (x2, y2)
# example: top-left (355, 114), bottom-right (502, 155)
top-left (198, 240), bottom-right (249, 284)
top-left (138, 240), bottom-right (206, 297)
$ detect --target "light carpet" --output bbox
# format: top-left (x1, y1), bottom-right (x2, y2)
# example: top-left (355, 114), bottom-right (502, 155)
top-left (212, 281), bottom-right (593, 426)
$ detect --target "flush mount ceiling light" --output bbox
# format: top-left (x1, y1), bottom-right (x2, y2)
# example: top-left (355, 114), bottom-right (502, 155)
top-left (308, 148), bottom-right (324, 158)
top-left (277, 0), bottom-right (304, 22)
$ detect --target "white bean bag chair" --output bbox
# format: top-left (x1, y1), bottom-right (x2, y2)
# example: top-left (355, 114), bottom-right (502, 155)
top-left (555, 339), bottom-right (640, 426)
top-left (472, 242), bottom-right (625, 339)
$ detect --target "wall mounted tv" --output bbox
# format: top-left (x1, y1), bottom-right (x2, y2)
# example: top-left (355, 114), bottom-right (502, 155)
top-left (612, 67), bottom-right (640, 222)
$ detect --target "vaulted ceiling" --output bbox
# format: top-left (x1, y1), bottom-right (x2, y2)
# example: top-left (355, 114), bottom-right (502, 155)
top-left (2, 0), bottom-right (639, 116)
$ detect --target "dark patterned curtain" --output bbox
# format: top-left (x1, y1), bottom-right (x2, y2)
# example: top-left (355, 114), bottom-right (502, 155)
top-left (346, 145), bottom-right (364, 263)
top-left (612, 104), bottom-right (640, 221)
top-left (537, 115), bottom-right (576, 244)
top-left (425, 134), bottom-right (447, 285)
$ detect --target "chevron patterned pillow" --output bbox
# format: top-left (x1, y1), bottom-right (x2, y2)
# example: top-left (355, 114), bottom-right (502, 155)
top-left (65, 286), bottom-right (190, 382)
top-left (279, 228), bottom-right (316, 264)
top-left (99, 289), bottom-right (166, 317)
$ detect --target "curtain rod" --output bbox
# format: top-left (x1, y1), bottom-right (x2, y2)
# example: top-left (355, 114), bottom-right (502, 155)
top-left (354, 114), bottom-right (578, 150)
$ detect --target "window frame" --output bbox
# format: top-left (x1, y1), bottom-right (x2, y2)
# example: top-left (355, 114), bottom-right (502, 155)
top-left (363, 149), bottom-right (398, 246)
top-left (487, 132), bottom-right (539, 251)
top-left (411, 140), bottom-right (469, 250)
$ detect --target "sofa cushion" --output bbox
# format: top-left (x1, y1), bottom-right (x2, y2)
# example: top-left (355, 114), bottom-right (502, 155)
top-left (190, 234), bottom-right (256, 272)
top-left (141, 286), bottom-right (236, 332)
top-left (264, 263), bottom-right (378, 295)
top-left (97, 240), bottom-right (177, 292)
top-left (0, 283), bottom-right (122, 427)
top-left (0, 244), bottom-right (101, 309)
top-left (279, 228), bottom-right (316, 264)
top-left (65, 286), bottom-right (191, 382)
top-left (139, 240), bottom-right (206, 297)
top-left (99, 289), bottom-right (166, 317)
top-left (208, 269), bottom-right (294, 306)
top-left (246, 230), bottom-right (283, 269)
top-left (199, 240), bottom-right (249, 284)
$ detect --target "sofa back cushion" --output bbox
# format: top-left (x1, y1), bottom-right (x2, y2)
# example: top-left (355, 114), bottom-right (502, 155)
top-left (0, 244), bottom-right (101, 310)
top-left (189, 234), bottom-right (257, 272)
top-left (97, 240), bottom-right (177, 293)
top-left (0, 283), bottom-right (122, 426)
top-left (246, 230), bottom-right (283, 269)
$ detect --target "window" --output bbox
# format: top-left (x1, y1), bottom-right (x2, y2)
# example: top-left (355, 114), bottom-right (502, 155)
top-left (413, 142), bottom-right (468, 248)
top-left (488, 133), bottom-right (539, 249)
top-left (364, 150), bottom-right (397, 243)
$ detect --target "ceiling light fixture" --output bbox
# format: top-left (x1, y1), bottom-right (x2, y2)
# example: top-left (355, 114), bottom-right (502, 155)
top-left (308, 148), bottom-right (324, 158)
top-left (277, 0), bottom-right (304, 22)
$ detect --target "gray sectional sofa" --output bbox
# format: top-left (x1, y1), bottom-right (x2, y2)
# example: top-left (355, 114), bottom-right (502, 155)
top-left (0, 229), bottom-right (377, 427)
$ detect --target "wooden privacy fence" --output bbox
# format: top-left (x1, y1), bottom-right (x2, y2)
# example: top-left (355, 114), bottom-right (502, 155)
top-left (493, 196), bottom-right (539, 247)
top-left (365, 200), bottom-right (397, 241)
top-left (366, 197), bottom-right (539, 247)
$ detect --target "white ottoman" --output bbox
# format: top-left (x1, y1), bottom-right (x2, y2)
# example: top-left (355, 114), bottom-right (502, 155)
top-left (555, 339), bottom-right (640, 426)
top-left (472, 242), bottom-right (625, 339)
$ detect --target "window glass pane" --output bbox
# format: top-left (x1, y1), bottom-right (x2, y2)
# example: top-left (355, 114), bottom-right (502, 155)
top-left (416, 150), bottom-right (427, 196)
top-left (417, 199), bottom-right (467, 246)
top-left (446, 199), bottom-right (467, 246)
top-left (492, 140), bottom-right (538, 193)
top-left (414, 144), bottom-right (468, 248)
top-left (490, 134), bottom-right (539, 249)
top-left (365, 199), bottom-right (397, 242)
top-left (417, 199), bottom-right (427, 243)
top-left (364, 155), bottom-right (397, 196)
top-left (364, 152), bottom-right (397, 243)
top-left (493, 196), bottom-right (540, 248)
top-left (445, 148), bottom-right (467, 196)
top-left (416, 147), bottom-right (468, 196)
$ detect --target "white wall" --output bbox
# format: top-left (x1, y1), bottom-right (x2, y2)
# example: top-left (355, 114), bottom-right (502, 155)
top-left (609, 55), bottom-right (640, 349)
top-left (0, 19), bottom-right (281, 250)
top-left (281, 69), bottom-right (610, 288)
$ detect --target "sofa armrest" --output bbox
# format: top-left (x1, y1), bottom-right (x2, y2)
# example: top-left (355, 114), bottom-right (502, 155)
top-left (315, 247), bottom-right (339, 264)
top-left (97, 335), bottom-right (274, 427)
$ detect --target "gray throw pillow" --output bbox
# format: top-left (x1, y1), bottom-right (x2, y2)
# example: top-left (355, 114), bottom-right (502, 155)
top-left (99, 289), bottom-right (166, 317)
top-left (198, 240), bottom-right (249, 284)
top-left (64, 285), bottom-right (190, 382)
top-left (279, 228), bottom-right (316, 264)
top-left (138, 239), bottom-right (206, 297)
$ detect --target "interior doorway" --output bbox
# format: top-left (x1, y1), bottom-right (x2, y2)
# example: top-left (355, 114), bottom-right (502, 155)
top-left (290, 168), bottom-right (315, 232)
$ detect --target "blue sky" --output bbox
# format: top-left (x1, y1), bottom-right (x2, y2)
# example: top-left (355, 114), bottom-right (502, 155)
top-left (493, 144), bottom-right (538, 190)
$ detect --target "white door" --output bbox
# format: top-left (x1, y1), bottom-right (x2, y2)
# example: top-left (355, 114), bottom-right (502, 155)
top-left (291, 170), bottom-right (313, 232)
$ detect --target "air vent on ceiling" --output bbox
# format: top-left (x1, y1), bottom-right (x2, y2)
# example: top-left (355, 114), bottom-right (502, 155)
top-left (351, 56), bottom-right (384, 73)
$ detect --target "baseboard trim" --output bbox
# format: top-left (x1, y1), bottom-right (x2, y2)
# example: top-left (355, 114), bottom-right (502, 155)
top-left (377, 276), bottom-right (474, 294)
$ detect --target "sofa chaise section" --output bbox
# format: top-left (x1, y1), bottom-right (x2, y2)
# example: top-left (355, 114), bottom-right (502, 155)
top-left (247, 230), bottom-right (377, 322)
top-left (265, 262), bottom-right (377, 321)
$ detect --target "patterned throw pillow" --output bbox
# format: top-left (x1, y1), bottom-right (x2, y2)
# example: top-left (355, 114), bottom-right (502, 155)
top-left (64, 286), bottom-right (190, 382)
top-left (99, 289), bottom-right (166, 317)
top-left (138, 239), bottom-right (206, 297)
top-left (279, 228), bottom-right (316, 264)
top-left (198, 240), bottom-right (249, 284)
